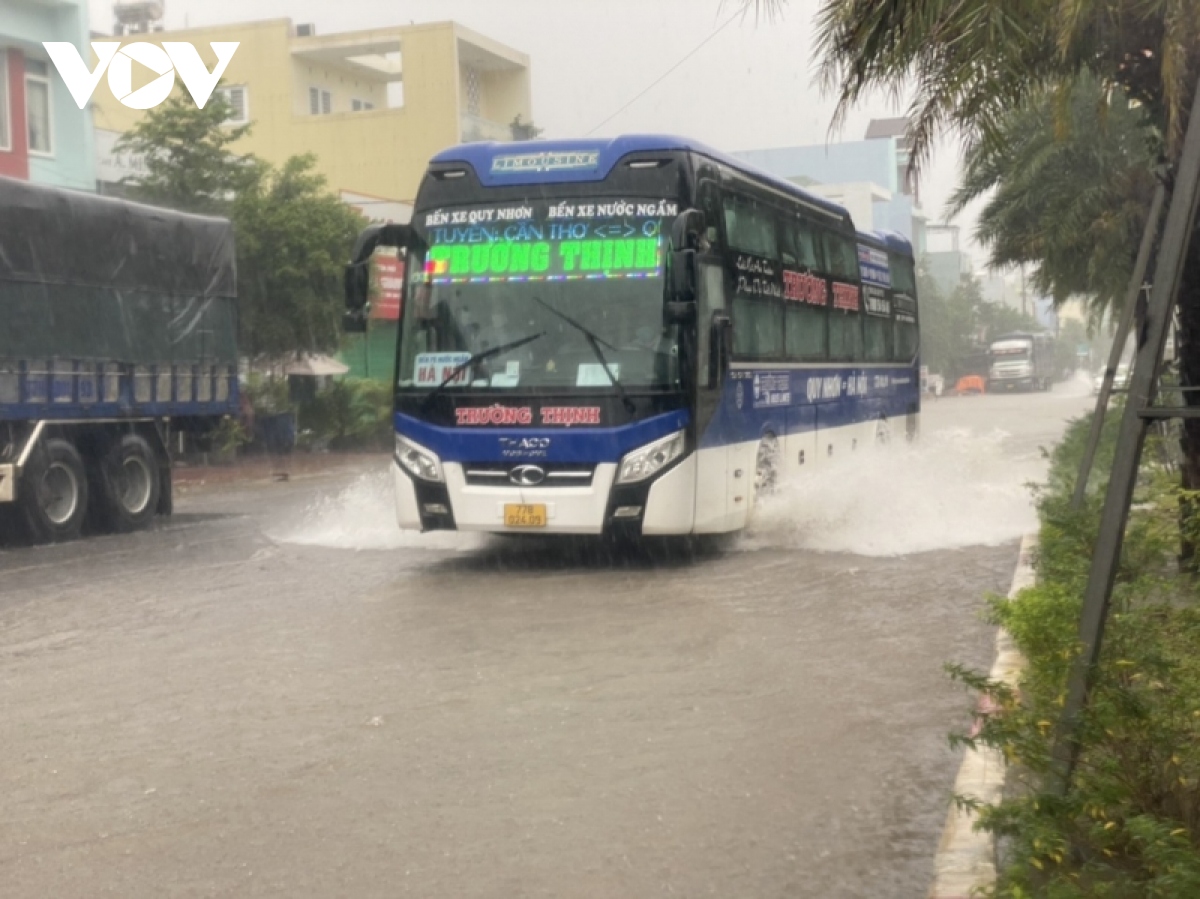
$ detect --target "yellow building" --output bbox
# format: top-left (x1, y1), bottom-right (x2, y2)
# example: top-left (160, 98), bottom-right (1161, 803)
top-left (92, 17), bottom-right (532, 213)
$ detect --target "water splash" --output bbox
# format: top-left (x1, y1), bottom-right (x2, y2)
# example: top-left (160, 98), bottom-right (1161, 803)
top-left (742, 427), bottom-right (1043, 556)
top-left (271, 468), bottom-right (486, 552)
top-left (273, 425), bottom-right (1048, 557)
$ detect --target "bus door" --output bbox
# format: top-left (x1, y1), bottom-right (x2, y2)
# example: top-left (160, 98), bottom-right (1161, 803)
top-left (692, 255), bottom-right (735, 532)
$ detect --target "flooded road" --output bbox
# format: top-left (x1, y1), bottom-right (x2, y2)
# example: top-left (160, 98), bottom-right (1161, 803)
top-left (0, 378), bottom-right (1094, 897)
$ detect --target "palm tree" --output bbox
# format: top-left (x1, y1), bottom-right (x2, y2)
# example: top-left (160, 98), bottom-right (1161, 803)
top-left (746, 0), bottom-right (1200, 490)
top-left (949, 76), bottom-right (1159, 321)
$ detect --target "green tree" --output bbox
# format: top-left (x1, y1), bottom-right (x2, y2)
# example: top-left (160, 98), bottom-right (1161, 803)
top-left (112, 97), bottom-right (363, 358)
top-left (949, 76), bottom-right (1159, 319)
top-left (976, 293), bottom-right (1046, 344)
top-left (918, 269), bottom-right (977, 378)
top-left (114, 94), bottom-right (256, 214)
top-left (234, 155), bottom-right (365, 358)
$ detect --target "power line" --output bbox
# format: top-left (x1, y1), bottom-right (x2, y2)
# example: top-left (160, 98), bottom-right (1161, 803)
top-left (585, 11), bottom-right (741, 136)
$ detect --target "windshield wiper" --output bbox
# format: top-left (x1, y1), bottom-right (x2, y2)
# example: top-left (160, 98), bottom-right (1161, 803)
top-left (531, 297), bottom-right (635, 414)
top-left (420, 331), bottom-right (545, 411)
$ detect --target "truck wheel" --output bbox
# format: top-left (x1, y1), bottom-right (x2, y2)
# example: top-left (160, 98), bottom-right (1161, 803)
top-left (20, 438), bottom-right (89, 543)
top-left (94, 434), bottom-right (161, 533)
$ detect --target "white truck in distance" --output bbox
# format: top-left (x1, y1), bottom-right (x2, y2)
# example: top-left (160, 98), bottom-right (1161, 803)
top-left (987, 332), bottom-right (1056, 392)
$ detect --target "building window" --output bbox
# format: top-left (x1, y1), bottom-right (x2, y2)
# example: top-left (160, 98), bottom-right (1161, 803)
top-left (216, 86), bottom-right (249, 125)
top-left (309, 87), bottom-right (332, 115)
top-left (351, 98), bottom-right (374, 112)
top-left (25, 58), bottom-right (53, 156)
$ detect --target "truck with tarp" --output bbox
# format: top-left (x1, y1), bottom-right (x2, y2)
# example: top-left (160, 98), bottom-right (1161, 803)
top-left (0, 176), bottom-right (239, 541)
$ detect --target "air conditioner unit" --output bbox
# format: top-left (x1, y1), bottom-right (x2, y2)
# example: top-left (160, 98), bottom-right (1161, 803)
top-left (296, 23), bottom-right (316, 37)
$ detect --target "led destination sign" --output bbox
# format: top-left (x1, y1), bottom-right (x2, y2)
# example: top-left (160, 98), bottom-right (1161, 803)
top-left (422, 203), bottom-right (667, 283)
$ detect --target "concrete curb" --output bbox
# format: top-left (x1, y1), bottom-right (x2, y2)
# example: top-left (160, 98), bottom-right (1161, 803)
top-left (928, 533), bottom-right (1037, 899)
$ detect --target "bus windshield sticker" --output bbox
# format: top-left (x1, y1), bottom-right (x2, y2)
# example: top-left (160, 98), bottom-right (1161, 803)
top-left (414, 352), bottom-right (472, 387)
top-left (832, 283), bottom-right (861, 312)
top-left (575, 363), bottom-right (620, 387)
top-left (857, 245), bottom-right (891, 288)
top-left (491, 151), bottom-right (601, 175)
top-left (752, 372), bottom-right (792, 409)
top-left (422, 203), bottom-right (668, 284)
top-left (490, 360), bottom-right (521, 388)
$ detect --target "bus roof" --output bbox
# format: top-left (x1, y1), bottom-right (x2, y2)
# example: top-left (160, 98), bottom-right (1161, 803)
top-left (429, 134), bottom-right (850, 221)
top-left (857, 229), bottom-right (914, 257)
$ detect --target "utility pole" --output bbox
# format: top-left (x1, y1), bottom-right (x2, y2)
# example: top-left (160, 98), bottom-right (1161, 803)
top-left (1070, 183), bottom-right (1166, 510)
top-left (1051, 78), bottom-right (1200, 792)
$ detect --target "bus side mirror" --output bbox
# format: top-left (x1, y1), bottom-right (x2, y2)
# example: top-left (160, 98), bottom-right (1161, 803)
top-left (343, 261), bottom-right (371, 333)
top-left (343, 223), bottom-right (428, 334)
top-left (669, 248), bottom-right (697, 305)
top-left (670, 208), bottom-right (704, 251)
top-left (668, 208), bottom-right (704, 311)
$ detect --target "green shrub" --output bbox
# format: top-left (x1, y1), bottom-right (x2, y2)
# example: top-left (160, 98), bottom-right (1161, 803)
top-left (298, 377), bottom-right (392, 451)
top-left (955, 412), bottom-right (1200, 897)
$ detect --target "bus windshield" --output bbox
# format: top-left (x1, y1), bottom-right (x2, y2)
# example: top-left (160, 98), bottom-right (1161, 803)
top-left (398, 200), bottom-right (680, 393)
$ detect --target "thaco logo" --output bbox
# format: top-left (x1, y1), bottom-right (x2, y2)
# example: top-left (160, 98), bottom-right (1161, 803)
top-left (43, 41), bottom-right (239, 110)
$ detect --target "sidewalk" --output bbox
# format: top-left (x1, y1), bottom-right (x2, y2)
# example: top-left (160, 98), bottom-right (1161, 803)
top-left (928, 533), bottom-right (1036, 898)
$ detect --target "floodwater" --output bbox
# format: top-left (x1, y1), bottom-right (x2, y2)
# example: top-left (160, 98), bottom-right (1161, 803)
top-left (0, 376), bottom-right (1093, 898)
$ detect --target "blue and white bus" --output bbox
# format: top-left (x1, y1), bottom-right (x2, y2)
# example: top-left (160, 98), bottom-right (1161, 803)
top-left (344, 135), bottom-right (920, 537)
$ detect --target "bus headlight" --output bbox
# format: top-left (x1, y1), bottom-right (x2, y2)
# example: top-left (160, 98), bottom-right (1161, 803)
top-left (395, 434), bottom-right (443, 482)
top-left (616, 430), bottom-right (685, 485)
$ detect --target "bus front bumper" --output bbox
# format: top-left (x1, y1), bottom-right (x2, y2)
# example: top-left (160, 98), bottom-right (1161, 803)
top-left (0, 463), bottom-right (15, 503)
top-left (391, 454), bottom-right (697, 536)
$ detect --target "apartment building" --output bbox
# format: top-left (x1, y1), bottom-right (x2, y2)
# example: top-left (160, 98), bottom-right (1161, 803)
top-left (91, 17), bottom-right (533, 208)
top-left (1, 0), bottom-right (96, 190)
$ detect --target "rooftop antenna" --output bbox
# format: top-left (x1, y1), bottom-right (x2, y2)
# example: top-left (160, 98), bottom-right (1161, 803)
top-left (113, 0), bottom-right (166, 36)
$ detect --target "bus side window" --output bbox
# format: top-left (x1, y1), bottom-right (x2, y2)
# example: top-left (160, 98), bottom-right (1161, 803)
top-left (889, 253), bottom-right (919, 362)
top-left (829, 306), bottom-right (864, 361)
top-left (785, 301), bottom-right (827, 361)
top-left (864, 306), bottom-right (891, 361)
top-left (722, 193), bottom-right (779, 258)
top-left (821, 232), bottom-right (859, 281)
top-left (782, 216), bottom-right (821, 271)
top-left (722, 191), bottom-right (783, 359)
top-left (780, 216), bottom-right (827, 361)
top-left (823, 231), bottom-right (863, 361)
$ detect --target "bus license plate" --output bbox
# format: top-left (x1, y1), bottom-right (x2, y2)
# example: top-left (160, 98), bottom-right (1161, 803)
top-left (504, 504), bottom-right (547, 528)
